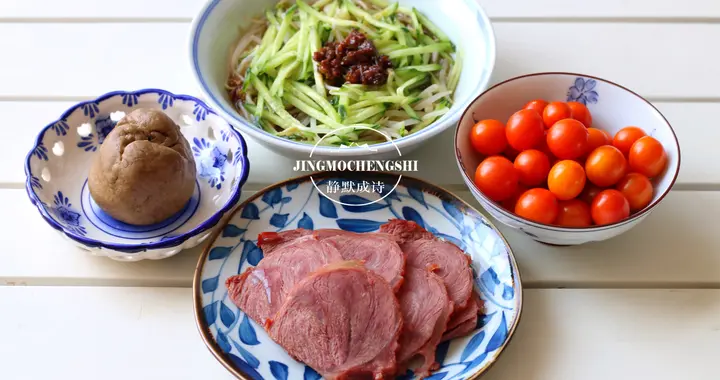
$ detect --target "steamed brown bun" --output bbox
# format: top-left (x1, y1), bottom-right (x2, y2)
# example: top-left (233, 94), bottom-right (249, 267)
top-left (88, 108), bottom-right (197, 226)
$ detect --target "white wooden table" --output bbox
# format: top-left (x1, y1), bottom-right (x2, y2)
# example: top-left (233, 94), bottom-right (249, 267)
top-left (2, 0), bottom-right (719, 379)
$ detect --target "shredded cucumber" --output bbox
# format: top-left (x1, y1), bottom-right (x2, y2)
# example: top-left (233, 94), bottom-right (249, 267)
top-left (226, 0), bottom-right (464, 146)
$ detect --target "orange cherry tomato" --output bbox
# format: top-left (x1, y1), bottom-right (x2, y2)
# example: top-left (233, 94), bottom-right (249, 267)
top-left (515, 188), bottom-right (559, 224)
top-left (555, 199), bottom-right (593, 227)
top-left (506, 109), bottom-right (545, 151)
top-left (579, 183), bottom-right (605, 205)
top-left (629, 136), bottom-right (668, 178)
top-left (514, 149), bottom-right (551, 187)
top-left (567, 101), bottom-right (593, 128)
top-left (546, 119), bottom-right (590, 160)
top-left (547, 160), bottom-right (586, 201)
top-left (587, 128), bottom-right (611, 153)
top-left (591, 189), bottom-right (630, 225)
top-left (523, 99), bottom-right (549, 116)
top-left (543, 101), bottom-right (572, 128)
top-left (474, 156), bottom-right (519, 202)
top-left (470, 119), bottom-right (507, 156)
top-left (616, 173), bottom-right (654, 212)
top-left (613, 126), bottom-right (647, 157)
top-left (585, 145), bottom-right (627, 187)
top-left (500, 184), bottom-right (529, 212)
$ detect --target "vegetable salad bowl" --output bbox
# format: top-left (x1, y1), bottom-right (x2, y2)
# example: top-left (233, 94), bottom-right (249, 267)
top-left (194, 172), bottom-right (522, 380)
top-left (455, 73), bottom-right (681, 246)
top-left (188, 0), bottom-right (496, 159)
top-left (24, 89), bottom-right (250, 261)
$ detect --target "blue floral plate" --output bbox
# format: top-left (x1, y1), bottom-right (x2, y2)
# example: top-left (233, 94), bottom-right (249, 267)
top-left (24, 89), bottom-right (250, 261)
top-left (194, 172), bottom-right (522, 380)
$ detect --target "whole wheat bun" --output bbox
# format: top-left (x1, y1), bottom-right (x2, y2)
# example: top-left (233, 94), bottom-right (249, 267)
top-left (88, 108), bottom-right (197, 226)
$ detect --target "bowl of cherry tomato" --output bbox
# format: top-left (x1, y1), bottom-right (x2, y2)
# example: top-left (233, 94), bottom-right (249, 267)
top-left (454, 72), bottom-right (681, 246)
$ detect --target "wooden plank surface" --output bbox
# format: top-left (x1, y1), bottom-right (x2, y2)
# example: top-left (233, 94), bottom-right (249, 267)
top-left (5, 189), bottom-right (719, 288)
top-left (2, 0), bottom-right (719, 378)
top-left (3, 100), bottom-right (717, 187)
top-left (486, 288), bottom-right (720, 380)
top-left (0, 286), bottom-right (233, 380)
top-left (0, 23), bottom-right (717, 100)
top-left (3, 286), bottom-right (719, 380)
top-left (480, 0), bottom-right (720, 19)
top-left (3, 0), bottom-right (720, 19)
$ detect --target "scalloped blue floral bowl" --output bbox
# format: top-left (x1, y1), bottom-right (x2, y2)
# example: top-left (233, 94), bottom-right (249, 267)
top-left (24, 89), bottom-right (250, 261)
top-left (194, 172), bottom-right (522, 380)
top-left (455, 72), bottom-right (681, 246)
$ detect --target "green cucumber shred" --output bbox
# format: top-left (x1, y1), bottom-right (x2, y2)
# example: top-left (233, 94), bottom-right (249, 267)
top-left (226, 0), bottom-right (466, 145)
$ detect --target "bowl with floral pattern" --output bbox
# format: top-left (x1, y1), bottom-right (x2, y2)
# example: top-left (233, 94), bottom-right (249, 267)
top-left (455, 72), bottom-right (681, 246)
top-left (193, 172), bottom-right (522, 380)
top-left (24, 89), bottom-right (250, 261)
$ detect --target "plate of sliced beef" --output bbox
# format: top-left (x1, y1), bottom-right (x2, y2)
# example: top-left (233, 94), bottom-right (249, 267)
top-left (194, 173), bottom-right (522, 380)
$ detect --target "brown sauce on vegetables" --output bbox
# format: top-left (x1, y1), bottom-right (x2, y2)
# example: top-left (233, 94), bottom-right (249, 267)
top-left (313, 30), bottom-right (392, 86)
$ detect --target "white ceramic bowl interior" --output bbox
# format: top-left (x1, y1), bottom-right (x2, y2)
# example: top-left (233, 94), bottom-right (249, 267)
top-left (188, 0), bottom-right (495, 158)
top-left (455, 73), bottom-right (681, 246)
top-left (25, 89), bottom-right (250, 261)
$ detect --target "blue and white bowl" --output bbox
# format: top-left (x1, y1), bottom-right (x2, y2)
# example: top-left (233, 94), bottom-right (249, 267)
top-left (24, 89), bottom-right (251, 261)
top-left (455, 72), bottom-right (681, 246)
top-left (194, 172), bottom-right (522, 380)
top-left (188, 0), bottom-right (495, 159)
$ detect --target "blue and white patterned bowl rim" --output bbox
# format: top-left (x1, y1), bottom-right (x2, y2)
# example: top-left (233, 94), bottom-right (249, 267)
top-left (23, 88), bottom-right (251, 253)
top-left (454, 71), bottom-right (682, 233)
top-left (187, 0), bottom-right (496, 154)
top-left (193, 172), bottom-right (524, 380)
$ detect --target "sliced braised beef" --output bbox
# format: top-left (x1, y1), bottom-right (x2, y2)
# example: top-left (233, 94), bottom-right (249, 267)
top-left (396, 266), bottom-right (454, 378)
top-left (269, 261), bottom-right (403, 380)
top-left (442, 293), bottom-right (483, 342)
top-left (379, 219), bottom-right (434, 243)
top-left (226, 235), bottom-right (342, 327)
top-left (314, 229), bottom-right (405, 291)
top-left (259, 228), bottom-right (406, 291)
top-left (257, 229), bottom-right (312, 254)
top-left (442, 317), bottom-right (477, 342)
top-left (381, 220), bottom-right (474, 311)
top-left (445, 292), bottom-right (484, 332)
top-left (226, 268), bottom-right (282, 329)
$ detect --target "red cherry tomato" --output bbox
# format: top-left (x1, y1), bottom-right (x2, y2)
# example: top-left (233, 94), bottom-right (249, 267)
top-left (523, 99), bottom-right (549, 116)
top-left (591, 189), bottom-right (630, 225)
top-left (555, 199), bottom-right (593, 227)
top-left (469, 119), bottom-right (507, 156)
top-left (547, 160), bottom-right (587, 201)
top-left (506, 109), bottom-right (545, 151)
top-left (616, 173), bottom-right (654, 211)
top-left (503, 146), bottom-right (521, 162)
top-left (585, 145), bottom-right (627, 187)
top-left (474, 156), bottom-right (519, 202)
top-left (587, 128), bottom-right (611, 153)
top-left (514, 149), bottom-right (551, 187)
top-left (579, 183), bottom-right (605, 204)
top-left (601, 129), bottom-right (613, 142)
top-left (535, 130), bottom-right (552, 156)
top-left (567, 101), bottom-right (593, 128)
top-left (629, 136), bottom-right (668, 178)
top-left (543, 101), bottom-right (572, 128)
top-left (515, 188), bottom-right (559, 224)
top-left (613, 126), bottom-right (647, 157)
top-left (500, 184), bottom-right (529, 212)
top-left (546, 119), bottom-right (590, 160)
